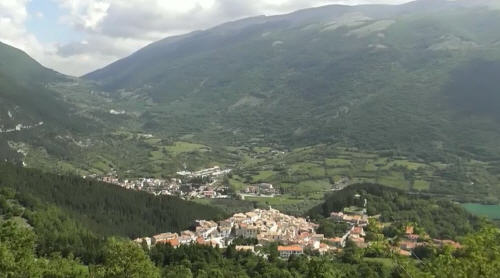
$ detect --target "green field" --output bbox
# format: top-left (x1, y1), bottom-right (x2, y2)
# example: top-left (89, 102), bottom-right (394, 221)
top-left (462, 203), bottom-right (500, 220)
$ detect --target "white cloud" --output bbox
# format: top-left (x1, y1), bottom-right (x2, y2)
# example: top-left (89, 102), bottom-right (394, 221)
top-left (1, 0), bottom-right (414, 76)
top-left (0, 0), bottom-right (45, 62)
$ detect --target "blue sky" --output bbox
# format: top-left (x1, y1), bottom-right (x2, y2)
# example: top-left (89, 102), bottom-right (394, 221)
top-left (26, 0), bottom-right (81, 44)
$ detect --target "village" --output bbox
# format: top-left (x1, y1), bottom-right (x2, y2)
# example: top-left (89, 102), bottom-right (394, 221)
top-left (134, 196), bottom-right (372, 259)
top-left (89, 166), bottom-right (234, 200)
top-left (91, 165), bottom-right (287, 200)
top-left (134, 193), bottom-right (461, 259)
top-left (90, 165), bottom-right (462, 259)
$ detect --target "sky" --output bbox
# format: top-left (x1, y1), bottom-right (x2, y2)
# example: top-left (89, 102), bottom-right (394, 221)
top-left (0, 0), bottom-right (413, 76)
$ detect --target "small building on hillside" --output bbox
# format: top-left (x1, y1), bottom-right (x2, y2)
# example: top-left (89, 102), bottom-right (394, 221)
top-left (278, 245), bottom-right (303, 258)
top-left (235, 245), bottom-right (255, 253)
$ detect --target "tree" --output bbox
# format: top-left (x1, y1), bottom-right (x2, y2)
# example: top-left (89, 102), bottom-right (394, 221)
top-left (424, 226), bottom-right (500, 277)
top-left (0, 220), bottom-right (40, 277)
top-left (37, 254), bottom-right (88, 278)
top-left (163, 265), bottom-right (192, 278)
top-left (92, 238), bottom-right (160, 278)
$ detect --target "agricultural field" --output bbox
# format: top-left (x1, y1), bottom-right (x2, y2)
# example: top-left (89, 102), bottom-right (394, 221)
top-left (462, 203), bottom-right (500, 220)
top-left (229, 145), bottom-right (500, 214)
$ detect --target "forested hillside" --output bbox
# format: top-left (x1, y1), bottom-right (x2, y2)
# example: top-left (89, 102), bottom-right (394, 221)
top-left (0, 163), bottom-right (225, 237)
top-left (308, 184), bottom-right (482, 239)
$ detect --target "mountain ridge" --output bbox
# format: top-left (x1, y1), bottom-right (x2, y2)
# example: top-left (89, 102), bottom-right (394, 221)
top-left (82, 0), bottom-right (500, 160)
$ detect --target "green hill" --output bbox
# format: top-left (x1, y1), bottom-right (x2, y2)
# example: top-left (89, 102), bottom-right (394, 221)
top-left (84, 0), bottom-right (500, 162)
top-left (0, 42), bottom-right (101, 162)
top-left (0, 163), bottom-right (226, 238)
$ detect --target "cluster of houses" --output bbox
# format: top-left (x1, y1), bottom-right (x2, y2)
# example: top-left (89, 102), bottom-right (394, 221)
top-left (0, 121), bottom-right (44, 133)
top-left (393, 225), bottom-right (461, 256)
top-left (176, 166), bottom-right (231, 179)
top-left (329, 202), bottom-right (462, 256)
top-left (328, 203), bottom-right (370, 249)
top-left (242, 183), bottom-right (278, 196)
top-left (134, 208), bottom-right (347, 258)
top-left (92, 166), bottom-right (232, 199)
top-left (134, 200), bottom-right (462, 259)
top-left (98, 176), bottom-right (183, 196)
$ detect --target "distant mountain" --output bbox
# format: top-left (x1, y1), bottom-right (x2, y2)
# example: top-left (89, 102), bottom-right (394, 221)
top-left (83, 0), bottom-right (500, 160)
top-left (0, 42), bottom-right (99, 161)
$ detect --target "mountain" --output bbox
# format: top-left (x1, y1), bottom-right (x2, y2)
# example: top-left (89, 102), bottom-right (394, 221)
top-left (0, 42), bottom-right (100, 162)
top-left (84, 0), bottom-right (500, 161)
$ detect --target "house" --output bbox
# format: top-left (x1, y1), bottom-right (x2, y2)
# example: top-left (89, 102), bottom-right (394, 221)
top-left (327, 237), bottom-right (345, 248)
top-left (350, 226), bottom-right (365, 238)
top-left (244, 186), bottom-right (259, 194)
top-left (235, 245), bottom-right (255, 252)
top-left (405, 226), bottom-right (414, 235)
top-left (433, 239), bottom-right (462, 249)
top-left (164, 238), bottom-right (180, 248)
top-left (349, 237), bottom-right (367, 248)
top-left (219, 226), bottom-right (232, 238)
top-left (400, 240), bottom-right (417, 251)
top-left (246, 211), bottom-right (260, 222)
top-left (318, 243), bottom-right (330, 255)
top-left (196, 237), bottom-right (210, 246)
top-left (133, 237), bottom-right (152, 249)
top-left (393, 247), bottom-right (411, 256)
top-left (179, 235), bottom-right (194, 245)
top-left (235, 223), bottom-right (259, 238)
top-left (259, 183), bottom-right (276, 195)
top-left (330, 212), bottom-right (344, 221)
top-left (406, 234), bottom-right (420, 241)
top-left (278, 245), bottom-right (303, 258)
top-left (152, 233), bottom-right (178, 245)
top-left (311, 234), bottom-right (325, 242)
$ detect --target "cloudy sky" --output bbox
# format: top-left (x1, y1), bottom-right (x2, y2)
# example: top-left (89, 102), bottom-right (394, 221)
top-left (0, 0), bottom-right (413, 76)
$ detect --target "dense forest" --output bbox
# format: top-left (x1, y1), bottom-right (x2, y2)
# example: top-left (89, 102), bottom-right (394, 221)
top-left (307, 184), bottom-right (483, 239)
top-left (0, 163), bottom-right (226, 237)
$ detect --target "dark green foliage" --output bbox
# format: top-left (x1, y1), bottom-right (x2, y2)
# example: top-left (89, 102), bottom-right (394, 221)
top-left (0, 163), bottom-right (226, 238)
top-left (445, 59), bottom-right (500, 120)
top-left (24, 206), bottom-right (105, 264)
top-left (0, 220), bottom-right (88, 278)
top-left (308, 184), bottom-right (482, 239)
top-left (91, 238), bottom-right (160, 278)
top-left (149, 243), bottom-right (379, 278)
top-left (316, 219), bottom-right (351, 238)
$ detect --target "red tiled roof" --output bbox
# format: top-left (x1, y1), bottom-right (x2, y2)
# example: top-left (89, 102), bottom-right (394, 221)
top-left (352, 227), bottom-right (363, 234)
top-left (166, 238), bottom-right (179, 247)
top-left (278, 245), bottom-right (303, 252)
top-left (399, 249), bottom-right (411, 256)
top-left (196, 237), bottom-right (210, 245)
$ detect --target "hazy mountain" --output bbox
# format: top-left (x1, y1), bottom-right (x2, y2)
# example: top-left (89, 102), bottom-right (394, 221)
top-left (83, 0), bottom-right (500, 161)
top-left (0, 42), bottom-right (99, 161)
